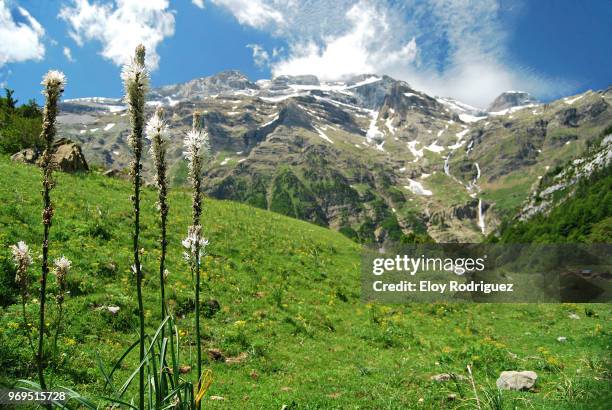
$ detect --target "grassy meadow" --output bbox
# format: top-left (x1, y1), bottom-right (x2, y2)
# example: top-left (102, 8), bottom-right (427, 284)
top-left (0, 155), bottom-right (610, 408)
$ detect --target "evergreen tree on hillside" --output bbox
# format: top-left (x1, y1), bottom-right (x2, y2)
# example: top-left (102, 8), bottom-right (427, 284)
top-left (0, 89), bottom-right (43, 154)
top-left (4, 88), bottom-right (17, 111)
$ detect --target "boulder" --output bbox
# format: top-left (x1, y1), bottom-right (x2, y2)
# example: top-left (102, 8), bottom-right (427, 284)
top-left (207, 348), bottom-right (225, 362)
top-left (103, 168), bottom-right (120, 178)
top-left (46, 138), bottom-right (89, 172)
top-left (11, 138), bottom-right (88, 173)
top-left (10, 148), bottom-right (38, 164)
top-left (496, 370), bottom-right (537, 391)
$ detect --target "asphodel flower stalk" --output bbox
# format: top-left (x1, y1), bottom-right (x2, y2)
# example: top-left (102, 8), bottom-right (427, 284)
top-left (10, 241), bottom-right (35, 355)
top-left (38, 69), bottom-right (65, 392)
top-left (183, 111), bottom-right (210, 404)
top-left (121, 44), bottom-right (148, 410)
top-left (146, 108), bottom-right (174, 386)
top-left (145, 107), bottom-right (170, 322)
top-left (52, 256), bottom-right (71, 362)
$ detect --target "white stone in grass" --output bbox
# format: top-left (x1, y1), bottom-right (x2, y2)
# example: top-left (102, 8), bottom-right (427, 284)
top-left (107, 306), bottom-right (120, 314)
top-left (557, 336), bottom-right (567, 343)
top-left (568, 313), bottom-right (580, 320)
top-left (496, 370), bottom-right (537, 391)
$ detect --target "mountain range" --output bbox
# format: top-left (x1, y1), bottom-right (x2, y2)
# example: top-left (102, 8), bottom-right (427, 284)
top-left (57, 71), bottom-right (612, 243)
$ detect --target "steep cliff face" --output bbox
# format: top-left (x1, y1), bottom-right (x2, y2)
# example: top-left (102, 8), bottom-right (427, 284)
top-left (518, 132), bottom-right (612, 221)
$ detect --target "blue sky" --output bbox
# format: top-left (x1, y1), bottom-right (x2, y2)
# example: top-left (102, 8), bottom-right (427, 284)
top-left (0, 0), bottom-right (610, 108)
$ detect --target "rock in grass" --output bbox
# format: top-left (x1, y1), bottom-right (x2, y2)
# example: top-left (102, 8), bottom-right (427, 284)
top-left (11, 138), bottom-right (89, 172)
top-left (103, 168), bottom-right (121, 178)
top-left (430, 373), bottom-right (467, 382)
top-left (11, 148), bottom-right (37, 164)
top-left (557, 336), bottom-right (567, 343)
top-left (207, 348), bottom-right (225, 362)
top-left (203, 299), bottom-right (221, 318)
top-left (496, 370), bottom-right (537, 391)
top-left (225, 352), bottom-right (248, 364)
top-left (107, 305), bottom-right (120, 315)
top-left (50, 139), bottom-right (89, 172)
top-left (568, 313), bottom-right (580, 320)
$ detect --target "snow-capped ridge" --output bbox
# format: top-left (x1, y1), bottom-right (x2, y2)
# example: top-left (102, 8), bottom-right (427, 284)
top-left (487, 91), bottom-right (538, 113)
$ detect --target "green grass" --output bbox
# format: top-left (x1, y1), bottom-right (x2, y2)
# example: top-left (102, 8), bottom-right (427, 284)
top-left (482, 171), bottom-right (537, 217)
top-left (0, 156), bottom-right (610, 409)
top-left (425, 172), bottom-right (472, 206)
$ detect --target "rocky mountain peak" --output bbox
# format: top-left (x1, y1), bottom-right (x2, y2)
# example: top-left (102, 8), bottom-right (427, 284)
top-left (149, 69), bottom-right (257, 101)
top-left (272, 75), bottom-right (320, 87)
top-left (382, 82), bottom-right (452, 119)
top-left (207, 69), bottom-right (256, 88)
top-left (487, 91), bottom-right (538, 112)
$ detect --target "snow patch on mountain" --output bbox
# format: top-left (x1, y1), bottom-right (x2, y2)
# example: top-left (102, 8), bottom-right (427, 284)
top-left (489, 104), bottom-right (538, 116)
top-left (384, 115), bottom-right (396, 134)
top-left (314, 125), bottom-right (334, 144)
top-left (346, 76), bottom-right (382, 89)
top-left (405, 179), bottom-right (433, 196)
top-left (366, 110), bottom-right (383, 143)
top-left (564, 95), bottom-right (584, 105)
top-left (261, 114), bottom-right (279, 127)
top-left (407, 140), bottom-right (423, 161)
top-left (459, 113), bottom-right (486, 123)
top-left (425, 141), bottom-right (445, 153)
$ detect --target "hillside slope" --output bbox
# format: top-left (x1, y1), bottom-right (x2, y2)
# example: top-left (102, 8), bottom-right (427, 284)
top-left (496, 130), bottom-right (612, 243)
top-left (0, 157), bottom-right (610, 408)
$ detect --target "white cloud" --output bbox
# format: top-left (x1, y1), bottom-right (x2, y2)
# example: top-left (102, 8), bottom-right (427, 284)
top-left (0, 69), bottom-right (8, 88)
top-left (63, 46), bottom-right (74, 62)
top-left (272, 2), bottom-right (417, 80)
top-left (192, 0), bottom-right (204, 8)
top-left (210, 0), bottom-right (284, 29)
top-left (0, 1), bottom-right (45, 66)
top-left (59, 0), bottom-right (175, 70)
top-left (387, 0), bottom-right (573, 106)
top-left (246, 44), bottom-right (269, 68)
top-left (212, 0), bottom-right (572, 107)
